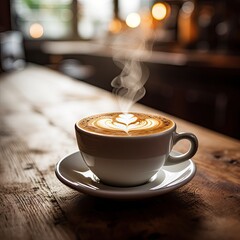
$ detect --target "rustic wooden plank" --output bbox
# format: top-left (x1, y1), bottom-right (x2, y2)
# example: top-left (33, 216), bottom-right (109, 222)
top-left (0, 69), bottom-right (77, 240)
top-left (0, 124), bottom-right (76, 240)
top-left (0, 65), bottom-right (240, 240)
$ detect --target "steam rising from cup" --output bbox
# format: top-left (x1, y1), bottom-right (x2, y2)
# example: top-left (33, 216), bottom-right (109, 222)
top-left (111, 59), bottom-right (149, 113)
top-left (111, 24), bottom-right (152, 113)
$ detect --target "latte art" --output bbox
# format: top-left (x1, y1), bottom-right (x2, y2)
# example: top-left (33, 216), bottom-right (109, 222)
top-left (78, 112), bottom-right (174, 136)
top-left (96, 114), bottom-right (162, 133)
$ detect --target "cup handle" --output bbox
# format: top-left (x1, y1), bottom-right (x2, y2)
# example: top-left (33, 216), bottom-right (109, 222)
top-left (165, 132), bottom-right (198, 166)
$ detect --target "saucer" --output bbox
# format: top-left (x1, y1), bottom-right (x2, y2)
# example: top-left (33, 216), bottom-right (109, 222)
top-left (55, 151), bottom-right (196, 200)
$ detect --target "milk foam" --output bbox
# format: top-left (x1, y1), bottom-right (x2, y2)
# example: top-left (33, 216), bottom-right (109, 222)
top-left (96, 113), bottom-right (161, 133)
top-left (78, 113), bottom-right (174, 136)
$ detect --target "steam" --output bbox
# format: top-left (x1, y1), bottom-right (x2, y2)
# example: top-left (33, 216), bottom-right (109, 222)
top-left (111, 59), bottom-right (149, 113)
top-left (111, 25), bottom-right (152, 113)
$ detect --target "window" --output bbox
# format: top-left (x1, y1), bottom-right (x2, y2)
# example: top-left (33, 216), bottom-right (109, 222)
top-left (77, 0), bottom-right (113, 39)
top-left (11, 0), bottom-right (114, 40)
top-left (11, 0), bottom-right (146, 40)
top-left (11, 0), bottom-right (73, 39)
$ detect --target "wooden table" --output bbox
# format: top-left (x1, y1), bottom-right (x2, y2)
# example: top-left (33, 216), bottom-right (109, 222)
top-left (0, 65), bottom-right (239, 240)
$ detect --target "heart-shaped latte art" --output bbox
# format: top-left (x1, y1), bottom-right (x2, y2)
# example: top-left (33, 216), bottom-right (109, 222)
top-left (93, 113), bottom-right (163, 134)
top-left (78, 112), bottom-right (173, 136)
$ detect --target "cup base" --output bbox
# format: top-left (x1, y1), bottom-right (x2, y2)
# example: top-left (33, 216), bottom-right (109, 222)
top-left (94, 176), bottom-right (156, 188)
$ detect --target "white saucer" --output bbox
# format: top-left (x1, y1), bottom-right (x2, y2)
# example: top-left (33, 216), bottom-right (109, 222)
top-left (55, 151), bottom-right (196, 200)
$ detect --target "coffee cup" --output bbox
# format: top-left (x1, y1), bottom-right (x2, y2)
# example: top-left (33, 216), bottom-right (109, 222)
top-left (75, 112), bottom-right (198, 187)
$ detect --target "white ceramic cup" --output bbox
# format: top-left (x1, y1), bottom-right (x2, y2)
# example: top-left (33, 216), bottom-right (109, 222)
top-left (75, 113), bottom-right (198, 187)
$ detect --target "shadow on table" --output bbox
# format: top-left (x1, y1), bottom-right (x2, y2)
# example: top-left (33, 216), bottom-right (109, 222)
top-left (65, 188), bottom-right (206, 240)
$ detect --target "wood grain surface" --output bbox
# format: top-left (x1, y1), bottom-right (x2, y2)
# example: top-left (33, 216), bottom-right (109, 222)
top-left (0, 65), bottom-right (239, 240)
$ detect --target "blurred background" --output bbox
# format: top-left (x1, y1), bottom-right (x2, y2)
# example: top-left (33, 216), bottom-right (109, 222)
top-left (0, 0), bottom-right (240, 139)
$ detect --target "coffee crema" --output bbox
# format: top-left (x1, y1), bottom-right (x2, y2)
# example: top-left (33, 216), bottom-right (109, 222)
top-left (77, 112), bottom-right (174, 136)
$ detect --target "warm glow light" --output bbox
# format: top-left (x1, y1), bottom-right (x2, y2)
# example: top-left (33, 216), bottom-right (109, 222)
top-left (152, 3), bottom-right (168, 21)
top-left (109, 18), bottom-right (122, 33)
top-left (29, 23), bottom-right (44, 39)
top-left (126, 13), bottom-right (141, 28)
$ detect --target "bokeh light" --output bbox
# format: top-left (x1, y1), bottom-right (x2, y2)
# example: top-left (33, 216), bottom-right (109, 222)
top-left (109, 18), bottom-right (122, 33)
top-left (152, 3), bottom-right (168, 21)
top-left (29, 23), bottom-right (44, 38)
top-left (182, 1), bottom-right (194, 14)
top-left (126, 13), bottom-right (141, 28)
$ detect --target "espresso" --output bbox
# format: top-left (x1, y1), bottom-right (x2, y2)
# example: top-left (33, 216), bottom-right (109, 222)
top-left (77, 112), bottom-right (174, 136)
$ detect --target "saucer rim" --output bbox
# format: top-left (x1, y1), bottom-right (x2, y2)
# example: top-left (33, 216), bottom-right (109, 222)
top-left (55, 151), bottom-right (197, 200)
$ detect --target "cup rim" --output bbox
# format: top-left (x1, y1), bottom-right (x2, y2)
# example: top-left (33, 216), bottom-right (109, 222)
top-left (75, 112), bottom-right (176, 139)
